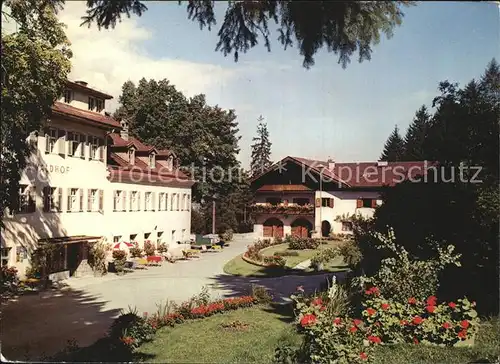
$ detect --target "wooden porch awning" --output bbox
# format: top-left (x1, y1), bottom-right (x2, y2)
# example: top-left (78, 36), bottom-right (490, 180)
top-left (38, 235), bottom-right (102, 245)
top-left (256, 184), bottom-right (312, 192)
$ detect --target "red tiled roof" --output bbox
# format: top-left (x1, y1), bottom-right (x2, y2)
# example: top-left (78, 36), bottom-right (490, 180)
top-left (251, 156), bottom-right (433, 188)
top-left (107, 166), bottom-right (194, 187)
top-left (52, 102), bottom-right (121, 129)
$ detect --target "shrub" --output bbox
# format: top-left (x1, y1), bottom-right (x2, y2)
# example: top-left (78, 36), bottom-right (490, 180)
top-left (351, 228), bottom-right (461, 304)
top-left (250, 284), bottom-right (273, 303)
top-left (1, 266), bottom-right (19, 293)
top-left (361, 289), bottom-right (480, 346)
top-left (244, 239), bottom-right (283, 261)
top-left (110, 307), bottom-right (155, 351)
top-left (274, 250), bottom-right (299, 257)
top-left (220, 229), bottom-right (234, 242)
top-left (263, 255), bottom-right (286, 267)
top-left (288, 236), bottom-right (320, 250)
top-left (143, 241), bottom-right (155, 256)
top-left (310, 248), bottom-right (338, 271)
top-left (112, 250), bottom-right (127, 273)
top-left (129, 242), bottom-right (143, 258)
top-left (337, 240), bottom-right (363, 269)
top-left (88, 239), bottom-right (109, 275)
top-left (157, 243), bottom-right (168, 254)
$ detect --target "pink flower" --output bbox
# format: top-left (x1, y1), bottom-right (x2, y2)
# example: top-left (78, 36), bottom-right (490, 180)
top-left (408, 297), bottom-right (417, 305)
top-left (360, 352), bottom-right (368, 360)
top-left (442, 322), bottom-right (451, 329)
top-left (426, 305), bottom-right (437, 313)
top-left (311, 297), bottom-right (323, 306)
top-left (448, 302), bottom-right (456, 309)
top-left (381, 303), bottom-right (390, 310)
top-left (333, 317), bottom-right (342, 325)
top-left (296, 285), bottom-right (304, 292)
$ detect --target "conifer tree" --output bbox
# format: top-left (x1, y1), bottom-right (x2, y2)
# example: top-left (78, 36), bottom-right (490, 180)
top-left (380, 125), bottom-right (405, 161)
top-left (250, 116), bottom-right (273, 176)
top-left (403, 105), bottom-right (430, 161)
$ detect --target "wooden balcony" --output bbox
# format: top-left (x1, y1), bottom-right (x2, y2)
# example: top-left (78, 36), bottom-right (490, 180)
top-left (250, 203), bottom-right (314, 215)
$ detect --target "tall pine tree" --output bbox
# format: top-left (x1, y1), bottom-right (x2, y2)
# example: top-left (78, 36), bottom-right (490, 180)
top-left (403, 105), bottom-right (430, 161)
top-left (250, 116), bottom-right (272, 176)
top-left (380, 125), bottom-right (405, 161)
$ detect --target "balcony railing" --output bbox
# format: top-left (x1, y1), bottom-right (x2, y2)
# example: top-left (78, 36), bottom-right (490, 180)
top-left (251, 203), bottom-right (314, 215)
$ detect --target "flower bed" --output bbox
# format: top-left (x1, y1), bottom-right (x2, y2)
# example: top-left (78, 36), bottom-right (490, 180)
top-left (243, 238), bottom-right (287, 267)
top-left (285, 236), bottom-right (320, 250)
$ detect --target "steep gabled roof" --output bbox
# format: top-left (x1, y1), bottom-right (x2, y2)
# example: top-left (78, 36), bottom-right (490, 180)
top-left (251, 156), bottom-right (433, 188)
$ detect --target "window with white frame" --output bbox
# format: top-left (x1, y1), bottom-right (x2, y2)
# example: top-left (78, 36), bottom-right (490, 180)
top-left (164, 193), bottom-right (168, 211)
top-left (114, 190), bottom-right (123, 211)
top-left (16, 185), bottom-right (35, 214)
top-left (43, 186), bottom-right (62, 212)
top-left (130, 191), bottom-right (138, 211)
top-left (64, 89), bottom-right (73, 103)
top-left (158, 193), bottom-right (164, 211)
top-left (157, 231), bottom-right (163, 245)
top-left (170, 193), bottom-right (175, 211)
top-left (88, 96), bottom-right (96, 111)
top-left (67, 132), bottom-right (81, 157)
top-left (67, 188), bottom-right (78, 212)
top-left (79, 188), bottom-right (84, 211)
top-left (113, 236), bottom-right (121, 243)
top-left (96, 98), bottom-right (104, 112)
top-left (176, 193), bottom-right (180, 211)
top-left (45, 128), bottom-right (57, 154)
top-left (87, 188), bottom-right (98, 211)
top-left (186, 194), bottom-right (191, 211)
top-left (145, 192), bottom-right (152, 211)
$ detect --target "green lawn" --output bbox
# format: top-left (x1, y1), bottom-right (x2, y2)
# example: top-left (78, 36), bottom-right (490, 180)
top-left (136, 306), bottom-right (500, 364)
top-left (137, 305), bottom-right (301, 363)
top-left (223, 240), bottom-right (349, 277)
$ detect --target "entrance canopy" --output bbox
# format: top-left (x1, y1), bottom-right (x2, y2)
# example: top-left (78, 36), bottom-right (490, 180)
top-left (38, 235), bottom-right (102, 245)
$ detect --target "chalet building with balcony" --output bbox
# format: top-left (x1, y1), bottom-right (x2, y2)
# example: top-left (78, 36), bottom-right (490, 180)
top-left (250, 156), bottom-right (429, 239)
top-left (1, 80), bottom-right (194, 279)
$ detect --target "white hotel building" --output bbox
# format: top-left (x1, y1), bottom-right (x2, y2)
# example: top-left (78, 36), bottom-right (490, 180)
top-left (1, 80), bottom-right (194, 278)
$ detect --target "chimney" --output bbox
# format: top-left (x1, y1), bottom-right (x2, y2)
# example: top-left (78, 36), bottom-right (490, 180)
top-left (74, 80), bottom-right (88, 87)
top-left (377, 161), bottom-right (388, 167)
top-left (327, 158), bottom-right (335, 170)
top-left (120, 119), bottom-right (129, 141)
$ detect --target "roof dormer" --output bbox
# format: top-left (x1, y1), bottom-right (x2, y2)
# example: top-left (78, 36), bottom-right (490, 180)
top-left (149, 151), bottom-right (156, 169)
top-left (128, 146), bottom-right (136, 165)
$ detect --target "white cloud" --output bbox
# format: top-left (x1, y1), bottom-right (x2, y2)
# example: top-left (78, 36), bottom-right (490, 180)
top-left (58, 2), bottom-right (237, 111)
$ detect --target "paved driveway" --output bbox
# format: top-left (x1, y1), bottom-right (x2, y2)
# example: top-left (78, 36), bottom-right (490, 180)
top-left (1, 233), bottom-right (340, 360)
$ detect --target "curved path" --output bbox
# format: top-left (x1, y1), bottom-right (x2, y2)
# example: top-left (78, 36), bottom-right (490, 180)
top-left (1, 233), bottom-right (342, 360)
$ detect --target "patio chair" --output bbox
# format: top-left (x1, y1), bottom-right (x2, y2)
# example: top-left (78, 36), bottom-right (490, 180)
top-left (136, 258), bottom-right (148, 268)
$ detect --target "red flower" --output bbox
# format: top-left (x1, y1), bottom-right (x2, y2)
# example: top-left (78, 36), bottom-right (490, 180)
top-left (408, 297), bottom-right (417, 305)
top-left (353, 319), bottom-right (363, 326)
top-left (374, 321), bottom-right (381, 327)
top-left (319, 305), bottom-right (326, 311)
top-left (442, 322), bottom-right (452, 329)
top-left (333, 317), bottom-right (342, 325)
top-left (359, 352), bottom-right (368, 361)
top-left (460, 320), bottom-right (470, 329)
top-left (413, 337), bottom-right (419, 344)
top-left (371, 287), bottom-right (380, 295)
top-left (412, 316), bottom-right (424, 325)
top-left (349, 326), bottom-right (358, 333)
top-left (368, 335), bottom-right (382, 344)
top-left (448, 302), bottom-right (456, 309)
top-left (426, 305), bottom-right (437, 313)
top-left (426, 296), bottom-right (437, 306)
top-left (381, 303), bottom-right (390, 310)
top-left (366, 308), bottom-right (376, 316)
top-left (458, 329), bottom-right (467, 339)
top-left (311, 297), bottom-right (323, 306)
top-left (300, 314), bottom-right (317, 327)
top-left (400, 320), bottom-right (408, 326)
top-left (472, 301), bottom-right (476, 307)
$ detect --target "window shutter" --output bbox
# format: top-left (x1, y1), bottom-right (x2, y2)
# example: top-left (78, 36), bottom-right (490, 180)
top-left (99, 139), bottom-right (105, 161)
top-left (371, 199), bottom-right (377, 208)
top-left (315, 198), bottom-right (321, 207)
top-left (57, 188), bottom-right (63, 211)
top-left (329, 198), bottom-right (334, 208)
top-left (356, 199), bottom-right (363, 208)
top-left (152, 192), bottom-right (156, 211)
top-left (99, 190), bottom-right (104, 211)
top-left (45, 133), bottom-right (51, 154)
top-left (67, 132), bottom-right (73, 156)
top-left (87, 189), bottom-right (92, 211)
top-left (79, 189), bottom-right (84, 211)
top-left (122, 191), bottom-right (126, 211)
top-left (43, 187), bottom-right (49, 212)
top-left (129, 191), bottom-right (133, 211)
top-left (29, 187), bottom-right (36, 213)
top-left (67, 188), bottom-right (72, 212)
top-left (137, 192), bottom-right (141, 211)
top-left (58, 130), bottom-right (66, 155)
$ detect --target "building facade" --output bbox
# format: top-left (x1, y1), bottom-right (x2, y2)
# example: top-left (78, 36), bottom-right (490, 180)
top-left (1, 80), bottom-right (194, 278)
top-left (250, 156), bottom-right (429, 238)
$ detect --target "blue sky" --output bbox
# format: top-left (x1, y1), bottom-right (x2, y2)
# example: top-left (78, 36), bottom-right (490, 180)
top-left (66, 1), bottom-right (500, 168)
